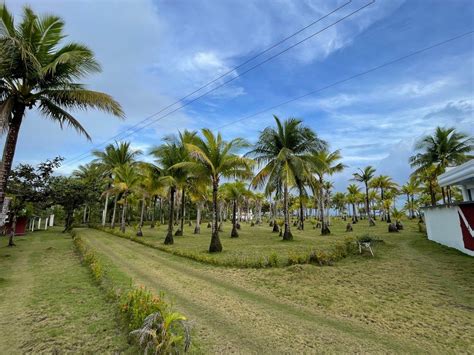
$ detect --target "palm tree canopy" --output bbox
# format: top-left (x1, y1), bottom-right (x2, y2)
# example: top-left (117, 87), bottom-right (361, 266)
top-left (352, 166), bottom-right (376, 185)
top-left (0, 4), bottom-right (124, 136)
top-left (92, 141), bottom-right (142, 172)
top-left (409, 127), bottom-right (473, 175)
top-left (173, 128), bottom-right (253, 182)
top-left (247, 115), bottom-right (327, 196)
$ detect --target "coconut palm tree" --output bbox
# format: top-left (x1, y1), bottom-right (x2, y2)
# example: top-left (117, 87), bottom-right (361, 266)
top-left (150, 140), bottom-right (188, 245)
top-left (0, 5), bottom-right (123, 209)
top-left (308, 149), bottom-right (345, 234)
top-left (247, 115), bottom-right (325, 240)
top-left (173, 129), bottom-right (252, 252)
top-left (410, 127), bottom-right (473, 203)
top-left (331, 192), bottom-right (346, 217)
top-left (106, 164), bottom-right (142, 233)
top-left (346, 184), bottom-right (361, 223)
top-left (401, 178), bottom-right (419, 219)
top-left (221, 181), bottom-right (247, 238)
top-left (370, 175), bottom-right (398, 221)
top-left (352, 166), bottom-right (376, 226)
top-left (92, 142), bottom-right (142, 226)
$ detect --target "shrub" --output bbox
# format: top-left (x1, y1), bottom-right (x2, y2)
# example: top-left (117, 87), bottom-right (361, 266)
top-left (130, 310), bottom-right (191, 354)
top-left (266, 252), bottom-right (279, 267)
top-left (121, 286), bottom-right (167, 330)
top-left (287, 251), bottom-right (309, 265)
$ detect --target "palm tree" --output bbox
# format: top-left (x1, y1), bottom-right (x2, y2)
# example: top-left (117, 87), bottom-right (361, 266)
top-left (0, 5), bottom-right (123, 209)
top-left (352, 166), bottom-right (376, 226)
top-left (173, 129), bottom-right (252, 252)
top-left (92, 142), bottom-right (142, 227)
top-left (401, 178), bottom-right (419, 219)
top-left (346, 184), bottom-right (361, 223)
top-left (106, 164), bottom-right (141, 233)
top-left (150, 141), bottom-right (188, 245)
top-left (410, 127), bottom-right (473, 204)
top-left (221, 181), bottom-right (247, 238)
top-left (370, 175), bottom-right (398, 221)
top-left (308, 149), bottom-right (345, 234)
top-left (247, 116), bottom-right (325, 240)
top-left (331, 192), bottom-right (346, 217)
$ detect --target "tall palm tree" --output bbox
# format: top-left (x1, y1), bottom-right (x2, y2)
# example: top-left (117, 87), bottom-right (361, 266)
top-left (92, 142), bottom-right (142, 226)
top-left (352, 166), bottom-right (376, 226)
top-left (347, 184), bottom-right (361, 223)
top-left (150, 141), bottom-right (187, 245)
top-left (173, 129), bottom-right (252, 252)
top-left (221, 181), bottom-right (247, 238)
top-left (401, 178), bottom-right (419, 219)
top-left (370, 175), bottom-right (398, 221)
top-left (331, 192), bottom-right (346, 217)
top-left (106, 164), bottom-right (141, 233)
top-left (0, 5), bottom-right (123, 209)
top-left (308, 149), bottom-right (345, 234)
top-left (410, 127), bottom-right (473, 203)
top-left (247, 115), bottom-right (325, 240)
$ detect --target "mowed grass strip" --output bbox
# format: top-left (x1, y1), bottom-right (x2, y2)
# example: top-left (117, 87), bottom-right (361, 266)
top-left (99, 218), bottom-right (376, 266)
top-left (78, 225), bottom-right (453, 353)
top-left (0, 229), bottom-right (132, 354)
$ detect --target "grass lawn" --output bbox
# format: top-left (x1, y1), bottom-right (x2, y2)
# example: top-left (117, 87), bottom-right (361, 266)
top-left (102, 217), bottom-right (403, 266)
top-left (81, 219), bottom-right (474, 353)
top-left (0, 228), bottom-right (133, 353)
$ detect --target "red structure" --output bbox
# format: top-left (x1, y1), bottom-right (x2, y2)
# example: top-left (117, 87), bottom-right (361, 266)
top-left (5, 216), bottom-right (28, 236)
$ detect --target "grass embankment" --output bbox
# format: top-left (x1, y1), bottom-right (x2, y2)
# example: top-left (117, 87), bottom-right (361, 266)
top-left (0, 229), bottom-right (131, 353)
top-left (97, 219), bottom-right (379, 267)
top-left (79, 221), bottom-right (474, 353)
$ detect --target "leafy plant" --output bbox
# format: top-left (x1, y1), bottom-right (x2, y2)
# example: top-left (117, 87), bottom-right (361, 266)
top-left (130, 310), bottom-right (191, 354)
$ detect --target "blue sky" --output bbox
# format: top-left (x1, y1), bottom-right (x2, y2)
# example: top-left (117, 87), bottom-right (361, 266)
top-left (6, 0), bottom-right (474, 191)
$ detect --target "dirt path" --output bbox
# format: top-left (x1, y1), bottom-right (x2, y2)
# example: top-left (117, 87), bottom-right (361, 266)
top-left (79, 228), bottom-right (422, 354)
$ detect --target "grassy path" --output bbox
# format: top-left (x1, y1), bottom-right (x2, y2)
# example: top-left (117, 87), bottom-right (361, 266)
top-left (0, 229), bottom-right (131, 353)
top-left (78, 228), bottom-right (425, 354)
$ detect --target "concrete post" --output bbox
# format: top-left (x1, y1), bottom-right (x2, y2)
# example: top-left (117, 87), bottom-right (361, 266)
top-left (49, 214), bottom-right (54, 227)
top-left (44, 218), bottom-right (49, 230)
top-left (37, 218), bottom-right (41, 230)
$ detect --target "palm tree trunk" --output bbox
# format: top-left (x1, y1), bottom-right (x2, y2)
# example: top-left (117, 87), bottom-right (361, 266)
top-left (0, 105), bottom-right (25, 209)
top-left (209, 178), bottom-right (222, 252)
top-left (320, 186), bottom-right (330, 235)
top-left (298, 187), bottom-right (304, 230)
top-left (164, 187), bottom-right (176, 245)
top-left (231, 199), bottom-right (238, 238)
top-left (120, 198), bottom-right (127, 233)
top-left (101, 191), bottom-right (109, 227)
top-left (283, 182), bottom-right (292, 240)
top-left (139, 196), bottom-right (146, 227)
top-left (194, 202), bottom-right (201, 234)
top-left (176, 187), bottom-right (185, 236)
top-left (111, 195), bottom-right (118, 228)
top-left (365, 183), bottom-right (375, 226)
top-left (151, 195), bottom-right (157, 228)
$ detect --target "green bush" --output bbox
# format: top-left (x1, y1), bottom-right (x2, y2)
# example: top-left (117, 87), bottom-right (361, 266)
top-left (121, 286), bottom-right (167, 330)
top-left (266, 252), bottom-right (279, 267)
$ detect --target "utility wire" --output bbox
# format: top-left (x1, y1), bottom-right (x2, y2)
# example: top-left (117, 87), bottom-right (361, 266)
top-left (62, 0), bottom-right (373, 166)
top-left (62, 30), bottom-right (473, 169)
top-left (216, 30), bottom-right (474, 129)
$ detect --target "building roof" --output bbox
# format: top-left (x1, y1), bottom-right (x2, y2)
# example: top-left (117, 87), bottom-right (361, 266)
top-left (438, 159), bottom-right (474, 187)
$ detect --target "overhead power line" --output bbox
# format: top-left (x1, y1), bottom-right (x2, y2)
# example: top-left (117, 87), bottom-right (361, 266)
top-left (216, 30), bottom-right (474, 130)
top-left (62, 0), bottom-right (373, 167)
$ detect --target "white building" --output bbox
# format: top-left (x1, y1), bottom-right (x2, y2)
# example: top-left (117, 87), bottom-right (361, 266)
top-left (423, 159), bottom-right (474, 256)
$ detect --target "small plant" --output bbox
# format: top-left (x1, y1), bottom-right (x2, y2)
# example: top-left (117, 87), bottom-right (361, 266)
top-left (130, 310), bottom-right (191, 354)
top-left (121, 286), bottom-right (166, 329)
top-left (266, 252), bottom-right (279, 267)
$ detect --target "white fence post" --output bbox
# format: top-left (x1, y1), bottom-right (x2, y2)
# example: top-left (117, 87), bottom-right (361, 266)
top-left (49, 214), bottom-right (54, 227)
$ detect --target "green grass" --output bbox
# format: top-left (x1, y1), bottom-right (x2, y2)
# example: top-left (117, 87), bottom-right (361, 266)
top-left (78, 220), bottom-right (474, 353)
top-left (0, 229), bottom-right (133, 353)
top-left (99, 218), bottom-right (377, 266)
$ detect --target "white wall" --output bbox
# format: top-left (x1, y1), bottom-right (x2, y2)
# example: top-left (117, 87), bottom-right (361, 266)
top-left (424, 206), bottom-right (474, 256)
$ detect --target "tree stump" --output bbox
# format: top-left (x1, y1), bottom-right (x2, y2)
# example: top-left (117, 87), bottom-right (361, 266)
top-left (388, 223), bottom-right (399, 233)
top-left (396, 221), bottom-right (404, 230)
top-left (273, 224), bottom-right (279, 233)
top-left (207, 222), bottom-right (211, 228)
top-left (346, 223), bottom-right (353, 232)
